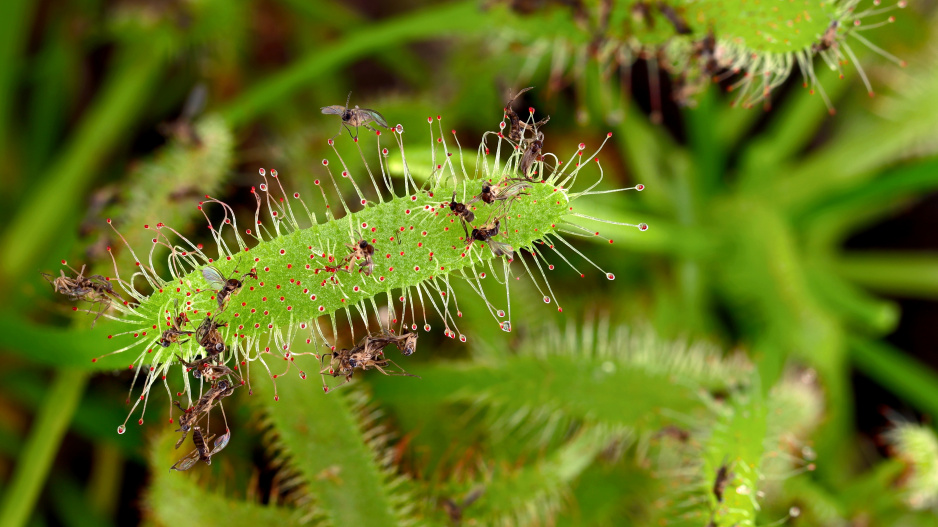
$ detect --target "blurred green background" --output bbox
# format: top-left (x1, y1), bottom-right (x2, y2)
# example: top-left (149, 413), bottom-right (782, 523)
top-left (2, 0), bottom-right (938, 525)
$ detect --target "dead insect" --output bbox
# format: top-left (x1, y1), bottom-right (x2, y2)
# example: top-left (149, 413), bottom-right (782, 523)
top-left (467, 217), bottom-right (514, 260)
top-left (158, 83), bottom-right (207, 147)
top-left (321, 92), bottom-right (391, 140)
top-left (159, 300), bottom-right (195, 348)
top-left (503, 87), bottom-right (550, 143)
top-left (391, 331), bottom-right (418, 357)
top-left (448, 192), bottom-right (476, 240)
top-left (441, 486), bottom-right (485, 524)
top-left (175, 354), bottom-right (237, 382)
top-left (813, 20), bottom-right (839, 52)
top-left (42, 265), bottom-right (122, 302)
top-left (658, 2), bottom-right (692, 34)
top-left (195, 315), bottom-right (227, 356)
top-left (468, 179), bottom-right (531, 207)
top-left (712, 459), bottom-right (733, 503)
top-left (342, 236), bottom-right (375, 276)
top-left (170, 426), bottom-right (232, 471)
top-left (518, 131), bottom-right (545, 179)
top-left (319, 336), bottom-right (418, 392)
top-left (695, 30), bottom-right (719, 76)
top-left (173, 379), bottom-right (236, 448)
top-left (201, 265), bottom-right (246, 311)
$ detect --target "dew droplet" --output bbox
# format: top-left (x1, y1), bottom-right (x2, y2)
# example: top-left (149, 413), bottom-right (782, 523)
top-left (259, 168), bottom-right (266, 176)
top-left (543, 296), bottom-right (550, 303)
top-left (423, 324), bottom-right (431, 331)
top-left (117, 425), bottom-right (126, 435)
top-left (607, 273), bottom-right (615, 280)
top-left (638, 223), bottom-right (648, 231)
top-left (459, 334), bottom-right (467, 342)
top-left (500, 321), bottom-right (512, 332)
top-left (497, 310), bottom-right (505, 317)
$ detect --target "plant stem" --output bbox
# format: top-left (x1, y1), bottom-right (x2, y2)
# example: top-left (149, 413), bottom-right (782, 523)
top-left (834, 252), bottom-right (938, 299)
top-left (0, 369), bottom-right (89, 527)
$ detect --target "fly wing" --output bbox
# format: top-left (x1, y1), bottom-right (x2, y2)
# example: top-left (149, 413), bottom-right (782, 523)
top-left (170, 449), bottom-right (201, 471)
top-left (211, 429), bottom-right (231, 455)
top-left (320, 105), bottom-right (346, 115)
top-left (489, 241), bottom-right (514, 260)
top-left (359, 109), bottom-right (390, 129)
top-left (181, 83), bottom-right (208, 120)
top-left (201, 267), bottom-right (227, 291)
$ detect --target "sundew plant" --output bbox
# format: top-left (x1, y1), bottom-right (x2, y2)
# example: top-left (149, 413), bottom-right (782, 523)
top-left (77, 116), bottom-right (646, 427)
top-left (2, 1), bottom-right (938, 526)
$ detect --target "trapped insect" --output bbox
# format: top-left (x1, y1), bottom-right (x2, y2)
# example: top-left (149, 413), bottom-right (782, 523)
top-left (342, 235), bottom-right (375, 276)
top-left (712, 459), bottom-right (733, 503)
top-left (321, 92), bottom-right (391, 140)
top-left (201, 265), bottom-right (251, 311)
top-left (447, 191), bottom-right (476, 239)
top-left (170, 426), bottom-right (232, 471)
top-left (195, 315), bottom-right (227, 356)
top-left (319, 334), bottom-right (418, 392)
top-left (813, 20), bottom-right (840, 52)
top-left (518, 131), bottom-right (545, 179)
top-left (173, 379), bottom-right (236, 448)
top-left (159, 299), bottom-right (195, 348)
top-left (503, 86), bottom-right (550, 144)
top-left (176, 353), bottom-right (238, 382)
top-left (467, 216), bottom-right (514, 260)
top-left (468, 179), bottom-right (530, 207)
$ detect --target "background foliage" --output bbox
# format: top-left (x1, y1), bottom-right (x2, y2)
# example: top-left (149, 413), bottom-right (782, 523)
top-left (1, 0), bottom-right (938, 525)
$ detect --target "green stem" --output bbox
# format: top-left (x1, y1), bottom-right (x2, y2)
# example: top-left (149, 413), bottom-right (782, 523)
top-left (849, 337), bottom-right (938, 419)
top-left (0, 0), bottom-right (36, 160)
top-left (0, 369), bottom-right (89, 527)
top-left (833, 252), bottom-right (938, 299)
top-left (219, 0), bottom-right (484, 127)
top-left (0, 45), bottom-right (163, 281)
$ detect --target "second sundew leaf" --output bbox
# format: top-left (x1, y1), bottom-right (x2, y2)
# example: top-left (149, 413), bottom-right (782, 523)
top-left (256, 373), bottom-right (405, 527)
top-left (146, 429), bottom-right (302, 525)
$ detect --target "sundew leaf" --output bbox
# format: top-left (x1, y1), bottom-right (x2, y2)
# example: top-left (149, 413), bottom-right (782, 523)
top-left (445, 425), bottom-right (628, 527)
top-left (257, 374), bottom-right (407, 527)
top-left (370, 324), bottom-right (753, 452)
top-left (488, 0), bottom-right (906, 112)
top-left (45, 113), bottom-right (648, 432)
top-left (145, 429), bottom-right (301, 525)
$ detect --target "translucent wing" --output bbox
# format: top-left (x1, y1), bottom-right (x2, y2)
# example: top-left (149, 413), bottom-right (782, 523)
top-left (320, 105), bottom-right (346, 115)
top-left (170, 449), bottom-right (201, 471)
top-left (211, 429), bottom-right (231, 455)
top-left (201, 267), bottom-right (227, 291)
top-left (359, 109), bottom-right (390, 129)
top-left (181, 83), bottom-right (207, 120)
top-left (489, 241), bottom-right (514, 260)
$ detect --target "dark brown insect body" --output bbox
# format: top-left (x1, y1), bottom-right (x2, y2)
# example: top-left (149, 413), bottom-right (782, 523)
top-left (468, 218), bottom-right (514, 260)
top-left (195, 315), bottom-right (227, 355)
top-left (173, 379), bottom-right (236, 448)
top-left (170, 426), bottom-right (232, 471)
top-left (202, 266), bottom-right (245, 311)
top-left (518, 131), bottom-right (545, 179)
top-left (504, 87), bottom-right (550, 143)
top-left (321, 92), bottom-right (391, 140)
top-left (159, 300), bottom-right (194, 348)
top-left (712, 460), bottom-right (732, 503)
top-left (319, 334), bottom-right (418, 392)
top-left (176, 354), bottom-right (237, 381)
top-left (813, 20), bottom-right (839, 52)
top-left (343, 237), bottom-right (375, 276)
